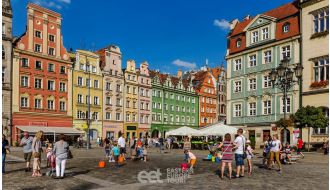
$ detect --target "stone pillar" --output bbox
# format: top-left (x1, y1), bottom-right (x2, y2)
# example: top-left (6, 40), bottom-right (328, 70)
top-left (42, 14), bottom-right (48, 55)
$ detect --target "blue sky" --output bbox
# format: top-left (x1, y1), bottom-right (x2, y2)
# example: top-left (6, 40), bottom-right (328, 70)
top-left (12, 0), bottom-right (292, 74)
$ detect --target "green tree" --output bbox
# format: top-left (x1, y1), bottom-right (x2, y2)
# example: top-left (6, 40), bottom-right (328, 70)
top-left (293, 106), bottom-right (328, 129)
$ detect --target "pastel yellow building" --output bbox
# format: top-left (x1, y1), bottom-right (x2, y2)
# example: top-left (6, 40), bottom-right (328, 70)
top-left (300, 0), bottom-right (329, 147)
top-left (72, 50), bottom-right (103, 140)
top-left (124, 60), bottom-right (139, 138)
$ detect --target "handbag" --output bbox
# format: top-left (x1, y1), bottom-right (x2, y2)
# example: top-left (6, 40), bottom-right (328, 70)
top-left (67, 150), bottom-right (73, 159)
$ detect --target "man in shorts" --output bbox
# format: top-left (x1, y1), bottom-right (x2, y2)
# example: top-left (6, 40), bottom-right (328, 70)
top-left (118, 133), bottom-right (126, 160)
top-left (233, 128), bottom-right (246, 178)
top-left (19, 131), bottom-right (33, 172)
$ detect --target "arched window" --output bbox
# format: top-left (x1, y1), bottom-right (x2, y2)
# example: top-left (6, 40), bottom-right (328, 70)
top-left (283, 23), bottom-right (290, 33)
top-left (236, 39), bottom-right (241, 47)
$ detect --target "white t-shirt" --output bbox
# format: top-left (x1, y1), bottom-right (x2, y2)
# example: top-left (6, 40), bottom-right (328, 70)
top-left (118, 137), bottom-right (126, 148)
top-left (188, 152), bottom-right (196, 160)
top-left (234, 135), bottom-right (245, 154)
top-left (270, 140), bottom-right (281, 152)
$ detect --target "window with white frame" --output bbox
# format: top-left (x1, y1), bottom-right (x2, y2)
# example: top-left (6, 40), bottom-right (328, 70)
top-left (49, 34), bottom-right (55, 42)
top-left (78, 94), bottom-right (83, 103)
top-left (281, 46), bottom-right (290, 59)
top-left (192, 97), bottom-right (195, 103)
top-left (34, 99), bottom-right (41, 109)
top-left (60, 101), bottom-right (66, 111)
top-left (106, 82), bottom-right (111, 90)
top-left (59, 82), bottom-right (66, 92)
top-left (93, 112), bottom-right (99, 120)
top-left (252, 31), bottom-right (259, 43)
top-left (261, 27), bottom-right (269, 40)
top-left (106, 112), bottom-right (111, 120)
top-left (234, 81), bottom-right (242, 92)
top-left (35, 60), bottom-right (42, 69)
top-left (176, 116), bottom-right (179, 122)
top-left (249, 78), bottom-right (256, 90)
top-left (21, 97), bottom-right (28, 107)
top-left (60, 66), bottom-right (65, 74)
top-left (94, 96), bottom-right (99, 105)
top-left (313, 57), bottom-right (329, 82)
top-left (35, 30), bottom-right (41, 38)
top-left (249, 54), bottom-right (256, 67)
top-left (22, 58), bottom-right (29, 67)
top-left (78, 77), bottom-right (83, 86)
top-left (86, 79), bottom-right (91, 87)
top-left (236, 39), bottom-right (241, 47)
top-left (92, 66), bottom-right (96, 73)
top-left (263, 100), bottom-right (271, 115)
top-left (48, 80), bottom-right (55, 90)
top-left (126, 113), bottom-right (130, 122)
top-left (116, 113), bottom-right (121, 121)
top-left (313, 8), bottom-right (329, 34)
top-left (234, 104), bottom-right (242, 117)
top-left (94, 80), bottom-right (99, 88)
top-left (48, 63), bottom-right (54, 72)
top-left (34, 78), bottom-right (42, 89)
top-left (263, 76), bottom-right (272, 88)
top-left (106, 97), bottom-right (111, 105)
top-left (35, 44), bottom-right (42, 52)
top-left (235, 59), bottom-right (242, 71)
top-left (86, 95), bottom-right (90, 104)
top-left (264, 50), bottom-right (272, 63)
top-left (48, 47), bottom-right (55, 56)
top-left (283, 23), bottom-right (290, 33)
top-left (47, 100), bottom-right (54, 110)
top-left (282, 97), bottom-right (291, 113)
top-left (21, 76), bottom-right (29, 87)
top-left (249, 102), bottom-right (256, 116)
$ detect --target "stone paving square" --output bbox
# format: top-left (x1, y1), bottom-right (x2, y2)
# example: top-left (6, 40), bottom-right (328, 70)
top-left (2, 147), bottom-right (329, 190)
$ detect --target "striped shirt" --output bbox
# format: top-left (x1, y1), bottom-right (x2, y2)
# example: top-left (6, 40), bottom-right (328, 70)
top-left (222, 141), bottom-right (233, 161)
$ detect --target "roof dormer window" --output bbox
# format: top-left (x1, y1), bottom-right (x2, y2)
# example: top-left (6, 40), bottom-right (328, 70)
top-left (236, 39), bottom-right (241, 47)
top-left (252, 31), bottom-right (258, 43)
top-left (283, 23), bottom-right (290, 33)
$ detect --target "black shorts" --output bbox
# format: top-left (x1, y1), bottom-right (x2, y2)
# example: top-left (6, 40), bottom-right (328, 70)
top-left (24, 152), bottom-right (32, 162)
top-left (297, 148), bottom-right (302, 153)
top-left (120, 147), bottom-right (126, 154)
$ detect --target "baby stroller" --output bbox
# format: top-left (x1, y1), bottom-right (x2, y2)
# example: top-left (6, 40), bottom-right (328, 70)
top-left (46, 154), bottom-right (56, 177)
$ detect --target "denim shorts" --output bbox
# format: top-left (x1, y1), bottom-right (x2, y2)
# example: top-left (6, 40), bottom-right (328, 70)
top-left (235, 154), bottom-right (244, 166)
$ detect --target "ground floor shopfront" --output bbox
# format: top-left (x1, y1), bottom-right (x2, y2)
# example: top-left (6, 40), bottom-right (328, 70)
top-left (123, 123), bottom-right (138, 139)
top-left (73, 119), bottom-right (102, 141)
top-left (12, 112), bottom-right (73, 143)
top-left (236, 124), bottom-right (301, 149)
top-left (102, 122), bottom-right (123, 139)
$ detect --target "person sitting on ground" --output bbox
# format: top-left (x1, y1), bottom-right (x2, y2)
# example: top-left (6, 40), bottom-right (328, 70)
top-left (283, 143), bottom-right (292, 164)
top-left (184, 149), bottom-right (197, 174)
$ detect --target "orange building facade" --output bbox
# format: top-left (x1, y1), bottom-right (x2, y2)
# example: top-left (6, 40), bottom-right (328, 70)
top-left (192, 71), bottom-right (217, 127)
top-left (12, 4), bottom-right (73, 142)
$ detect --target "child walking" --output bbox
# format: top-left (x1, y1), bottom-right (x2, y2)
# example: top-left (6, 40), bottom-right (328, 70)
top-left (112, 142), bottom-right (120, 168)
top-left (246, 140), bottom-right (254, 175)
top-left (184, 149), bottom-right (197, 174)
top-left (46, 143), bottom-right (53, 167)
top-left (142, 145), bottom-right (148, 162)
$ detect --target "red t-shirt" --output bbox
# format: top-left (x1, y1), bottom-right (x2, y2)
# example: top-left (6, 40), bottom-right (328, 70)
top-left (297, 139), bottom-right (303, 148)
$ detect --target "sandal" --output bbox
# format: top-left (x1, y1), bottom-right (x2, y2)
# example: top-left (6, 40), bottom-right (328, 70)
top-left (32, 173), bottom-right (36, 177)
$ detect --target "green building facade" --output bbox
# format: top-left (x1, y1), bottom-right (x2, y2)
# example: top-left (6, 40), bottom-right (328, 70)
top-left (150, 71), bottom-right (199, 137)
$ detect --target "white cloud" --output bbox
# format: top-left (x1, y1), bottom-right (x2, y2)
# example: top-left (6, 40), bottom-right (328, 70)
top-left (172, 59), bottom-right (196, 70)
top-left (31, 0), bottom-right (71, 10)
top-left (213, 19), bottom-right (230, 30)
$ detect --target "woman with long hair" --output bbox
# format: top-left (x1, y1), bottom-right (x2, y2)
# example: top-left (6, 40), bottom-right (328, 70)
top-left (32, 130), bottom-right (44, 177)
top-left (267, 134), bottom-right (282, 172)
top-left (218, 133), bottom-right (233, 179)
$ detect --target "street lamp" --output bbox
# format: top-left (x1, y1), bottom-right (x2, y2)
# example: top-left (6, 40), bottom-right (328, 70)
top-left (269, 57), bottom-right (303, 144)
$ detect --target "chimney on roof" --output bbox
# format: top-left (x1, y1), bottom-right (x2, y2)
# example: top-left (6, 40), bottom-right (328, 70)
top-left (177, 69), bottom-right (182, 78)
top-left (244, 15), bottom-right (250, 20)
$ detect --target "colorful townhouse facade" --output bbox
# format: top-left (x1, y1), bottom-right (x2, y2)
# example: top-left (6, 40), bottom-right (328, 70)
top-left (2, 0), bottom-right (13, 143)
top-left (12, 3), bottom-right (73, 142)
top-left (211, 66), bottom-right (227, 123)
top-left (192, 70), bottom-right (217, 127)
top-left (150, 70), bottom-right (199, 137)
top-left (137, 62), bottom-right (152, 137)
top-left (300, 0), bottom-right (329, 146)
top-left (123, 60), bottom-right (139, 139)
top-left (71, 50), bottom-right (103, 140)
top-left (226, 2), bottom-right (301, 148)
top-left (96, 45), bottom-right (124, 139)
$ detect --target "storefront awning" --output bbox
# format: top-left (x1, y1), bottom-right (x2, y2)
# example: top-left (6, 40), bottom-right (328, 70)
top-left (16, 126), bottom-right (83, 135)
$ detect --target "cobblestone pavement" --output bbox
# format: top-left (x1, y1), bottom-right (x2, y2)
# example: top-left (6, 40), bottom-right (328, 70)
top-left (3, 147), bottom-right (329, 190)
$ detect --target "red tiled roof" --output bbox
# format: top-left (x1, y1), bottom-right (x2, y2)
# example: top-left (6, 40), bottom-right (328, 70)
top-left (229, 2), bottom-right (299, 37)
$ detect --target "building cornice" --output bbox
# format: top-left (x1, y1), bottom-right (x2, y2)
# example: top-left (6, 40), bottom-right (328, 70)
top-left (302, 88), bottom-right (329, 96)
top-left (14, 48), bottom-right (72, 65)
top-left (226, 35), bottom-right (300, 59)
top-left (300, 0), bottom-right (325, 8)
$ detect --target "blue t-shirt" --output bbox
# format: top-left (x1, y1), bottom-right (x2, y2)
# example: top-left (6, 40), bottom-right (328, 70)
top-left (112, 146), bottom-right (119, 156)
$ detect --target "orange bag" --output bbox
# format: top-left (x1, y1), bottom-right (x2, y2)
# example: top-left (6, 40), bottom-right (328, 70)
top-left (98, 160), bottom-right (106, 168)
top-left (118, 155), bottom-right (124, 163)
